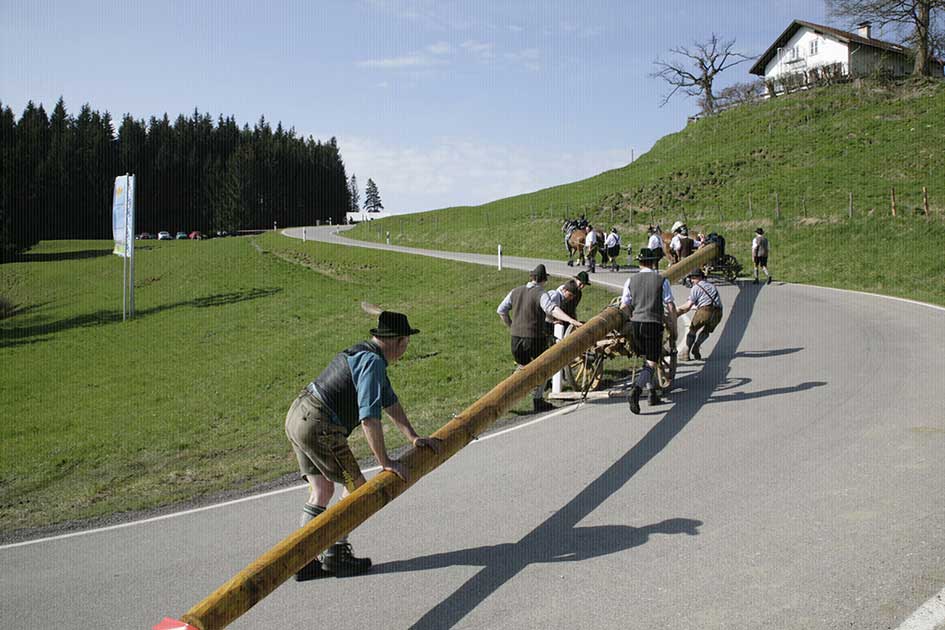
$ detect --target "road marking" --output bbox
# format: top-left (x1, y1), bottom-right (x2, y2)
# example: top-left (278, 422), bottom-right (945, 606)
top-left (896, 585), bottom-right (945, 630)
top-left (0, 404), bottom-right (574, 551)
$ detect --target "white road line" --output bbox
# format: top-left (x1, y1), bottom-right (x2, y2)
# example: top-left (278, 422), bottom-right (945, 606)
top-left (0, 404), bottom-right (575, 551)
top-left (896, 586), bottom-right (945, 630)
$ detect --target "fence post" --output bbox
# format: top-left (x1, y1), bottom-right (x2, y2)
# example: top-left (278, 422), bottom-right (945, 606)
top-left (748, 193), bottom-right (753, 219)
top-left (775, 193), bottom-right (781, 220)
top-left (802, 195), bottom-right (807, 218)
top-left (891, 188), bottom-right (897, 217)
top-left (848, 192), bottom-right (853, 219)
top-left (923, 187), bottom-right (930, 216)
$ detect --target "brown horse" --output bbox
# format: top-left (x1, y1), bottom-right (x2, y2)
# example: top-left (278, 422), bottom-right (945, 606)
top-left (565, 228), bottom-right (587, 267)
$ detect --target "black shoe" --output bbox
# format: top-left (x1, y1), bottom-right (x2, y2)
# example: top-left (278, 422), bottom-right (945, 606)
top-left (648, 390), bottom-right (664, 406)
top-left (767, 276), bottom-right (772, 285)
top-left (295, 558), bottom-right (329, 581)
top-left (533, 398), bottom-right (554, 413)
top-left (321, 542), bottom-right (372, 577)
top-left (691, 346), bottom-right (702, 361)
top-left (628, 386), bottom-right (641, 415)
top-left (753, 278), bottom-right (759, 285)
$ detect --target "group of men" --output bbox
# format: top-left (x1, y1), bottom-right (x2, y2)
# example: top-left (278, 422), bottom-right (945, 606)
top-left (282, 224), bottom-right (771, 580)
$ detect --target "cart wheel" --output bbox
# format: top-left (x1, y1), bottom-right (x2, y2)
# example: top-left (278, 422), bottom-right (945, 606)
top-left (656, 332), bottom-right (677, 391)
top-left (563, 323), bottom-right (605, 393)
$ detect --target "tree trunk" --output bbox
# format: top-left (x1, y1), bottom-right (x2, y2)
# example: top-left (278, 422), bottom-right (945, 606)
top-left (914, 1), bottom-right (931, 76)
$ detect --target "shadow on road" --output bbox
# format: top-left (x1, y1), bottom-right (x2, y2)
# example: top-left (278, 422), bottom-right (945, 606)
top-left (404, 284), bottom-right (761, 630)
top-left (372, 518), bottom-right (702, 575)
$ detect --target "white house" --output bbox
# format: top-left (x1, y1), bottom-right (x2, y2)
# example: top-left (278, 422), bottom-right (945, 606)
top-left (345, 210), bottom-right (392, 224)
top-left (750, 20), bottom-right (944, 94)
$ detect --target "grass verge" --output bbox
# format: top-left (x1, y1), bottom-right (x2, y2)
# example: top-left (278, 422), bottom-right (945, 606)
top-left (0, 234), bottom-right (618, 535)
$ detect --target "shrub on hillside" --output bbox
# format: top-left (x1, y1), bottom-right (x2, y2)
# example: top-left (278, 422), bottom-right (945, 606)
top-left (0, 296), bottom-right (15, 319)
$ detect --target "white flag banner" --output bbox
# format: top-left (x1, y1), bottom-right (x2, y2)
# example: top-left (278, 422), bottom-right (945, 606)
top-left (112, 175), bottom-right (135, 257)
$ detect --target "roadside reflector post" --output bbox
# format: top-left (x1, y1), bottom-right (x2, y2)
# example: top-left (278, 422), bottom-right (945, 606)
top-left (165, 244), bottom-right (716, 630)
top-left (497, 244), bottom-right (502, 270)
top-left (552, 323), bottom-right (566, 394)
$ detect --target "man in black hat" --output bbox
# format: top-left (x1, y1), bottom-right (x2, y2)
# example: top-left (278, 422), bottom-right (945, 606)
top-left (284, 310), bottom-right (442, 580)
top-left (751, 227), bottom-right (772, 285)
top-left (620, 248), bottom-right (677, 414)
top-left (558, 271), bottom-right (590, 320)
top-left (676, 268), bottom-right (723, 361)
top-left (498, 264), bottom-right (582, 412)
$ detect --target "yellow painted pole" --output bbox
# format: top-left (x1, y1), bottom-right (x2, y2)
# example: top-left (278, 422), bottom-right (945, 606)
top-left (173, 243), bottom-right (718, 630)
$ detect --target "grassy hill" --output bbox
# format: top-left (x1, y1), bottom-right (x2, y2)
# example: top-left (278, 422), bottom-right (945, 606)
top-left (0, 235), bottom-right (620, 535)
top-left (349, 79), bottom-right (945, 306)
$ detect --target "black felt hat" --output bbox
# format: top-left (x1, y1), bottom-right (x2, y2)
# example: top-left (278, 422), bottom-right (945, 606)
top-left (755, 227), bottom-right (765, 235)
top-left (687, 268), bottom-right (706, 278)
top-left (371, 311), bottom-right (420, 338)
top-left (573, 271), bottom-right (591, 285)
top-left (530, 264), bottom-right (549, 283)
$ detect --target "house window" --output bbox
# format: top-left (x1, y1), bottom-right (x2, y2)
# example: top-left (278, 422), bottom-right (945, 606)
top-left (810, 39), bottom-right (819, 56)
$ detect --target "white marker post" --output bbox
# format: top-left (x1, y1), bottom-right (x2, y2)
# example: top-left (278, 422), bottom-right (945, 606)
top-left (552, 323), bottom-right (566, 393)
top-left (497, 244), bottom-right (502, 271)
top-left (302, 227), bottom-right (306, 242)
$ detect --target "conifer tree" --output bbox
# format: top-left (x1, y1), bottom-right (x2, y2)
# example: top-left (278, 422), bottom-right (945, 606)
top-left (364, 178), bottom-right (383, 213)
top-left (349, 174), bottom-right (360, 212)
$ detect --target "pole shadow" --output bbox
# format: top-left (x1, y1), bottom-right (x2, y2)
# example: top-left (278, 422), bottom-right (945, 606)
top-left (404, 284), bottom-right (761, 629)
top-left (13, 248), bottom-right (114, 262)
top-left (372, 518), bottom-right (702, 575)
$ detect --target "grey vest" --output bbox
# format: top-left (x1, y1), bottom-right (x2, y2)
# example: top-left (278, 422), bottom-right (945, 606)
top-left (509, 284), bottom-right (546, 338)
top-left (628, 272), bottom-right (666, 324)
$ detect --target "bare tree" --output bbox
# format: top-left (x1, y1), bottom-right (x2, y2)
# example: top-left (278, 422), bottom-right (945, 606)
top-left (651, 35), bottom-right (752, 115)
top-left (827, 0), bottom-right (945, 75)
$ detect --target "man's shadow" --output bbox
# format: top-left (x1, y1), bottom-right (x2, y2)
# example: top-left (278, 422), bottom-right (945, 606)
top-left (372, 518), bottom-right (702, 575)
top-left (398, 284), bottom-right (762, 630)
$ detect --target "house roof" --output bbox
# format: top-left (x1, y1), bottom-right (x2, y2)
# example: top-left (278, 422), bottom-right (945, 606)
top-left (749, 19), bottom-right (908, 75)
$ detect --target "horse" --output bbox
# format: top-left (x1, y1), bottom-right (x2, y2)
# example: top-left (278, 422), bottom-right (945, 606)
top-left (564, 226), bottom-right (587, 267)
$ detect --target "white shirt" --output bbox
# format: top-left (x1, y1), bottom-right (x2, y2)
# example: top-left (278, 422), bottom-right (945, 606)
top-left (752, 235), bottom-right (769, 256)
top-left (689, 281), bottom-right (722, 308)
top-left (604, 232), bottom-right (620, 248)
top-left (670, 234), bottom-right (682, 252)
top-left (620, 267), bottom-right (674, 308)
top-left (647, 233), bottom-right (663, 250)
top-left (586, 230), bottom-right (598, 246)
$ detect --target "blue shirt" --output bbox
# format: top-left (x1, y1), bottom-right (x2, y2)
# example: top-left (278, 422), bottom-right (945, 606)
top-left (347, 349), bottom-right (398, 421)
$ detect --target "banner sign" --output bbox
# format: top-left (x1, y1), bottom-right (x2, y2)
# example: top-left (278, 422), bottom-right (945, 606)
top-left (112, 174), bottom-right (135, 257)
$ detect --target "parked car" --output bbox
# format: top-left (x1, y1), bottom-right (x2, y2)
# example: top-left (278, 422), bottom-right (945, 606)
top-left (136, 232), bottom-right (153, 240)
top-left (157, 231), bottom-right (172, 240)
top-left (188, 231), bottom-right (204, 240)
top-left (175, 231), bottom-right (188, 240)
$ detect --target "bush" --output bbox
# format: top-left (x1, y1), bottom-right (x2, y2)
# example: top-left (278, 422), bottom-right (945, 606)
top-left (0, 296), bottom-right (15, 319)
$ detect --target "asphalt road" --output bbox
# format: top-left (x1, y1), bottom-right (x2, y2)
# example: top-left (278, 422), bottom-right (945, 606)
top-left (2, 226), bottom-right (943, 629)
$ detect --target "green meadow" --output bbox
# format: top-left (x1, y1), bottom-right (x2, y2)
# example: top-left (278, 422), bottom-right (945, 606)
top-left (349, 79), bottom-right (945, 306)
top-left (0, 234), bottom-right (617, 535)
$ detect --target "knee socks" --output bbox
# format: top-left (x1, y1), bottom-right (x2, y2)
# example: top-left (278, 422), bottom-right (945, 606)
top-left (693, 330), bottom-right (711, 351)
top-left (301, 502), bottom-right (347, 545)
top-left (686, 331), bottom-right (697, 350)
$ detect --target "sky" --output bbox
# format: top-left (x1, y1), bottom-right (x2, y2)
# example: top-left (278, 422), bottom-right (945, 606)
top-left (0, 0), bottom-right (844, 214)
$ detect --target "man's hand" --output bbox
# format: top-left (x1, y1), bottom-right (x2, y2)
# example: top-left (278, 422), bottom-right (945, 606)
top-left (383, 460), bottom-right (409, 482)
top-left (413, 436), bottom-right (444, 454)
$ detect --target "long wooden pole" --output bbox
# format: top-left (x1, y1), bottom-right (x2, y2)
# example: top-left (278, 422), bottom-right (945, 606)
top-left (175, 244), bottom-right (718, 630)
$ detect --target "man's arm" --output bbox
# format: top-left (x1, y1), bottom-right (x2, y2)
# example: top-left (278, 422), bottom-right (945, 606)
top-left (361, 417), bottom-right (405, 480)
top-left (550, 305), bottom-right (582, 328)
top-left (497, 289), bottom-right (514, 327)
top-left (384, 401), bottom-right (442, 453)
